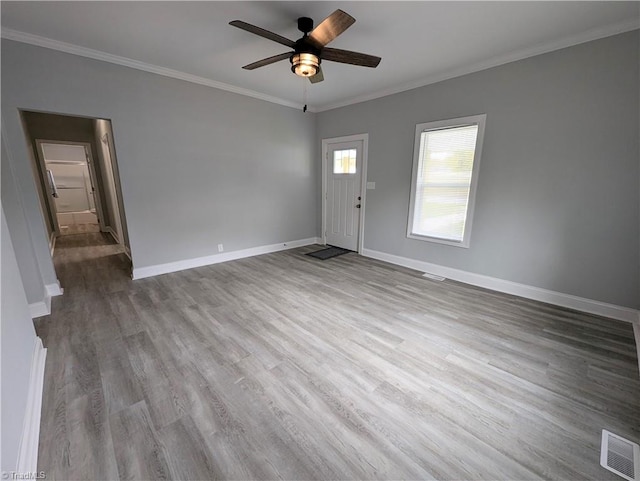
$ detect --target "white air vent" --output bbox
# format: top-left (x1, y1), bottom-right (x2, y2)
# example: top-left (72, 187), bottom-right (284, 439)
top-left (422, 272), bottom-right (445, 281)
top-left (601, 430), bottom-right (640, 481)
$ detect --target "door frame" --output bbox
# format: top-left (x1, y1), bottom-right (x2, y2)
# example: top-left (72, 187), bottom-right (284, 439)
top-left (34, 139), bottom-right (107, 235)
top-left (99, 131), bottom-right (126, 250)
top-left (321, 133), bottom-right (369, 253)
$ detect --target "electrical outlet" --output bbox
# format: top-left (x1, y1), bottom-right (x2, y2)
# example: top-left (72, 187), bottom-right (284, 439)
top-left (217, 244), bottom-right (224, 252)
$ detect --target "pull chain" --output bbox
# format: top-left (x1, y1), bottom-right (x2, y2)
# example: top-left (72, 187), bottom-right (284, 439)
top-left (302, 78), bottom-right (308, 113)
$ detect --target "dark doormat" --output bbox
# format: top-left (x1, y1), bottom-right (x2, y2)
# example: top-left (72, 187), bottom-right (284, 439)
top-left (306, 246), bottom-right (351, 260)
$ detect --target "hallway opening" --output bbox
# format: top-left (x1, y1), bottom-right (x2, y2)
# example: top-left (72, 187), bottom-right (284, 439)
top-left (20, 110), bottom-right (132, 275)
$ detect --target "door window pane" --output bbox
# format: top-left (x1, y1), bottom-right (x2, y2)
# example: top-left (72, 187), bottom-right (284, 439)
top-left (333, 149), bottom-right (357, 174)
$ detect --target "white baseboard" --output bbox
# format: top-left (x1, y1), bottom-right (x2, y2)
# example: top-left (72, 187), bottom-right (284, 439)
top-left (28, 281), bottom-right (63, 319)
top-left (16, 337), bottom-right (47, 474)
top-left (362, 248), bottom-right (639, 324)
top-left (28, 298), bottom-right (50, 319)
top-left (132, 237), bottom-right (322, 280)
top-left (45, 281), bottom-right (63, 297)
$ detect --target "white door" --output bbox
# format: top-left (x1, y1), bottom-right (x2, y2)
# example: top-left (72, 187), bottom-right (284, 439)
top-left (37, 141), bottom-right (105, 231)
top-left (325, 140), bottom-right (363, 251)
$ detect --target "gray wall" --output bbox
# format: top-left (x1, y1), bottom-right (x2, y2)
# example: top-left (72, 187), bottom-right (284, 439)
top-left (3, 32), bottom-right (637, 310)
top-left (1, 127), bottom-right (48, 304)
top-left (2, 40), bottom-right (317, 278)
top-left (1, 203), bottom-right (38, 471)
top-left (317, 30), bottom-right (639, 309)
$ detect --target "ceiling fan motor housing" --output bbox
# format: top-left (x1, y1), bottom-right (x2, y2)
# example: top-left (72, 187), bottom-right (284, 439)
top-left (297, 17), bottom-right (314, 34)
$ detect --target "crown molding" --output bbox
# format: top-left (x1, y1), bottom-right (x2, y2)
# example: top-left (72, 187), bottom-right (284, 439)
top-left (2, 17), bottom-right (637, 114)
top-left (1, 28), bottom-right (304, 111)
top-left (316, 18), bottom-right (640, 112)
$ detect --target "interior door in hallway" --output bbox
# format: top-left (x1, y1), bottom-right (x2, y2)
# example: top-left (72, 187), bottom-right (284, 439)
top-left (325, 140), bottom-right (363, 251)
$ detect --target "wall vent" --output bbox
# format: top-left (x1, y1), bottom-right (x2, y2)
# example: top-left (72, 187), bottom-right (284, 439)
top-left (601, 430), bottom-right (640, 481)
top-left (423, 272), bottom-right (445, 281)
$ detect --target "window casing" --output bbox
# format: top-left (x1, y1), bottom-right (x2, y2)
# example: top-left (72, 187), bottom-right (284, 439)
top-left (407, 114), bottom-right (486, 248)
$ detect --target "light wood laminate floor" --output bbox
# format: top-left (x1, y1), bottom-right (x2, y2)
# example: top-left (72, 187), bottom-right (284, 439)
top-left (35, 232), bottom-right (639, 480)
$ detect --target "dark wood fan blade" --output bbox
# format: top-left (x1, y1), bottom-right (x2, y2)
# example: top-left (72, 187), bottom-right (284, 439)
top-left (242, 52), bottom-right (292, 70)
top-left (322, 48), bottom-right (381, 68)
top-left (308, 10), bottom-right (355, 48)
top-left (309, 66), bottom-right (324, 83)
top-left (229, 20), bottom-right (296, 48)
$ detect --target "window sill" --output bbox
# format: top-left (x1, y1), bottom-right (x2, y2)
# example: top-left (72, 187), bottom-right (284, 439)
top-left (407, 233), bottom-right (470, 248)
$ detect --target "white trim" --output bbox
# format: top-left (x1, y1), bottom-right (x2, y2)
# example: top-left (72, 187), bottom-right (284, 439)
top-left (28, 282), bottom-right (62, 318)
top-left (16, 338), bottom-right (47, 474)
top-left (49, 231), bottom-right (57, 256)
top-left (316, 19), bottom-right (640, 112)
top-left (105, 226), bottom-right (121, 245)
top-left (361, 248), bottom-right (640, 324)
top-left (45, 281), bottom-right (63, 297)
top-left (1, 28), bottom-right (302, 111)
top-left (132, 237), bottom-right (321, 280)
top-left (28, 298), bottom-right (50, 319)
top-left (321, 134), bottom-right (369, 253)
top-left (633, 318), bottom-right (640, 377)
top-left (407, 115), bottom-right (486, 248)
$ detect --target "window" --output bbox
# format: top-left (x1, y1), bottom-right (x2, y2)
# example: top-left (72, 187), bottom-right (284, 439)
top-left (407, 114), bottom-right (486, 247)
top-left (333, 149), bottom-right (357, 174)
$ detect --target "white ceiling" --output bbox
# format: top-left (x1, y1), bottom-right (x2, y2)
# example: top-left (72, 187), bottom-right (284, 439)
top-left (2, 1), bottom-right (638, 111)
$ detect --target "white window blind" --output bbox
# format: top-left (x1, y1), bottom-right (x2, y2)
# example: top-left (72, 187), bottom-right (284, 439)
top-left (408, 115), bottom-right (486, 247)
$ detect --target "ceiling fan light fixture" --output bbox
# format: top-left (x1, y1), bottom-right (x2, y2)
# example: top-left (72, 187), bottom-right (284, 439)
top-left (291, 52), bottom-right (319, 77)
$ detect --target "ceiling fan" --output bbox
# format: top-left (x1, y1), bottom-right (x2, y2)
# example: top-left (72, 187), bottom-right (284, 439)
top-left (229, 9), bottom-right (381, 84)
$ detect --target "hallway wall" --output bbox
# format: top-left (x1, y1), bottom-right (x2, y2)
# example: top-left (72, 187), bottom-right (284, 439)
top-left (1, 203), bottom-right (39, 472)
top-left (1, 127), bottom-right (48, 305)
